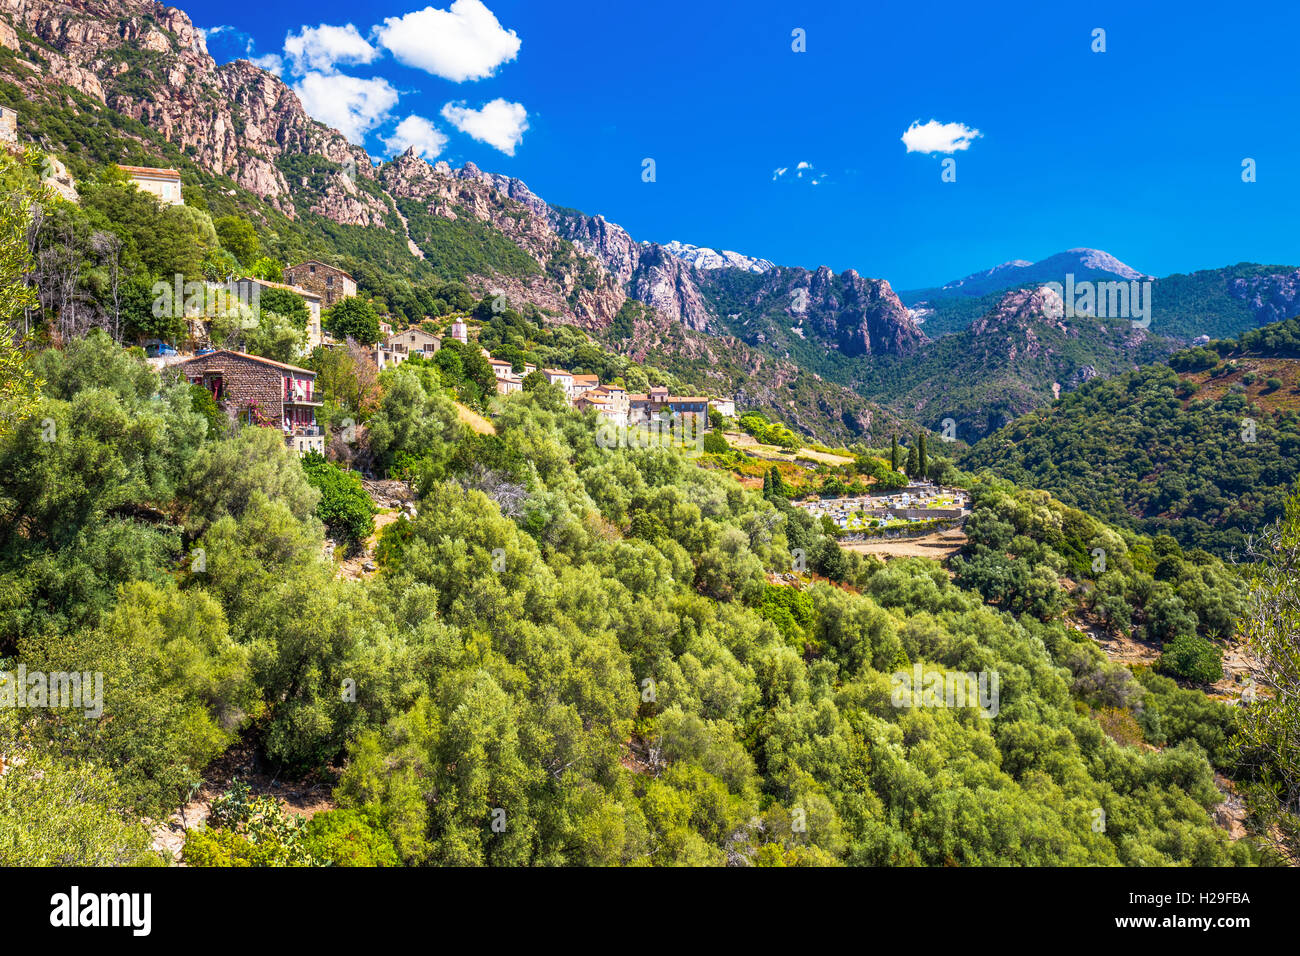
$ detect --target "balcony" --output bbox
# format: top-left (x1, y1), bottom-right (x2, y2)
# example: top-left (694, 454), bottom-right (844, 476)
top-left (286, 424), bottom-right (325, 457)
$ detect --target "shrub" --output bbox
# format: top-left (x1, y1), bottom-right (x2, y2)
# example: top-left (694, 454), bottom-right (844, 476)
top-left (1158, 633), bottom-right (1224, 684)
top-left (300, 452), bottom-right (376, 552)
top-left (702, 431), bottom-right (729, 456)
top-left (302, 809), bottom-right (400, 867)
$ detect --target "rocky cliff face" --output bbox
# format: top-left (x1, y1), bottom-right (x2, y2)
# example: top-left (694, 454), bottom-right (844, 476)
top-left (0, 0), bottom-right (372, 216)
top-left (0, 0), bottom-right (936, 442)
top-left (1229, 270), bottom-right (1300, 327)
top-left (660, 241), bottom-right (774, 274)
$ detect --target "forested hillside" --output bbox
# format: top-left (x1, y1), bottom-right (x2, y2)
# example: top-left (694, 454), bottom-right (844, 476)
top-left (1, 0), bottom-right (1297, 873)
top-left (964, 317), bottom-right (1300, 554)
top-left (0, 330), bottom-right (1264, 866)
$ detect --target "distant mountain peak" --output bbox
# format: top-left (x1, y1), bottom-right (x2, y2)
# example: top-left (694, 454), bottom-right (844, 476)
top-left (657, 241), bottom-right (775, 274)
top-left (903, 248), bottom-right (1149, 304)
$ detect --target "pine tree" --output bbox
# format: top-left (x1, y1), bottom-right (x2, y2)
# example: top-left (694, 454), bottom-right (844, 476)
top-left (918, 431), bottom-right (928, 480)
top-left (890, 434), bottom-right (900, 472)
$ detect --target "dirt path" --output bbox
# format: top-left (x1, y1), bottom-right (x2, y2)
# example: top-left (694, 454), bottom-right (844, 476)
top-left (841, 528), bottom-right (968, 561)
top-left (150, 746), bottom-right (336, 864)
top-left (336, 479), bottom-right (413, 580)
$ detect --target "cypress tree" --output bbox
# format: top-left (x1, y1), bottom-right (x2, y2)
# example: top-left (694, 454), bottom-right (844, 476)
top-left (763, 468), bottom-right (773, 498)
top-left (890, 434), bottom-right (900, 471)
top-left (906, 442), bottom-right (919, 477)
top-left (918, 431), bottom-right (928, 479)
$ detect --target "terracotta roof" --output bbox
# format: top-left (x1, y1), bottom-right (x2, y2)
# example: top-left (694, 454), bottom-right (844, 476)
top-left (117, 164), bottom-right (180, 178)
top-left (572, 374), bottom-right (599, 385)
top-left (543, 368), bottom-right (571, 377)
top-left (177, 349), bottom-right (316, 376)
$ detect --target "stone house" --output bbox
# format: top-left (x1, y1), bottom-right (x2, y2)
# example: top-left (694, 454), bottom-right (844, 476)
top-left (587, 384), bottom-right (629, 423)
top-left (576, 384), bottom-right (629, 426)
top-left (119, 165), bottom-right (184, 206)
top-left (229, 277), bottom-right (323, 348)
top-left (177, 350), bottom-right (325, 455)
top-left (284, 260), bottom-right (357, 308)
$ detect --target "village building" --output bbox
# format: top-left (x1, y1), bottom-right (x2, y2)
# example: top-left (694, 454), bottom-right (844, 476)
top-left (375, 327), bottom-right (440, 370)
top-left (628, 386), bottom-right (709, 427)
top-left (283, 260), bottom-right (357, 308)
top-left (177, 350), bottom-right (325, 455)
top-left (229, 277), bottom-right (323, 348)
top-left (542, 368), bottom-right (574, 398)
top-left (496, 374), bottom-right (525, 396)
top-left (577, 383), bottom-right (630, 427)
top-left (569, 373), bottom-right (599, 402)
top-left (449, 318), bottom-right (469, 344)
top-left (488, 358), bottom-right (515, 380)
top-left (585, 384), bottom-right (629, 425)
top-left (119, 165), bottom-right (184, 206)
top-left (708, 397), bottom-right (736, 418)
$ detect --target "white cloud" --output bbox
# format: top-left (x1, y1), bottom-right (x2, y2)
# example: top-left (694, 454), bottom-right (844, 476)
top-left (375, 1), bottom-right (521, 82)
top-left (250, 53), bottom-right (285, 76)
top-left (774, 162), bottom-right (824, 183)
top-left (294, 72), bottom-right (399, 144)
top-left (441, 98), bottom-right (528, 154)
top-left (383, 115), bottom-right (450, 158)
top-left (285, 23), bottom-right (380, 75)
top-left (901, 119), bottom-right (981, 154)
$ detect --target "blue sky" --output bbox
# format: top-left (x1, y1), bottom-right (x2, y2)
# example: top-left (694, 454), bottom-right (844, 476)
top-left (184, 0), bottom-right (1300, 289)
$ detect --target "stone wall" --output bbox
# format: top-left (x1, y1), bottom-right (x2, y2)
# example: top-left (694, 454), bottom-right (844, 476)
top-left (0, 107), bottom-right (16, 143)
top-left (179, 352), bottom-right (289, 426)
top-left (285, 261), bottom-right (356, 308)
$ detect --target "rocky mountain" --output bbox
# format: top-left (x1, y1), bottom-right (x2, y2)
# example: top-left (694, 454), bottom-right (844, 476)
top-left (0, 0), bottom-right (1209, 448)
top-left (659, 241), bottom-right (774, 274)
top-left (0, 0), bottom-right (927, 443)
top-left (901, 247), bottom-right (1149, 304)
top-left (909, 261), bottom-right (1300, 342)
top-left (855, 286), bottom-right (1179, 441)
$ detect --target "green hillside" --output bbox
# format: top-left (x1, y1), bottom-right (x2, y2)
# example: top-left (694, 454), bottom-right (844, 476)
top-left (963, 318), bottom-right (1300, 554)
